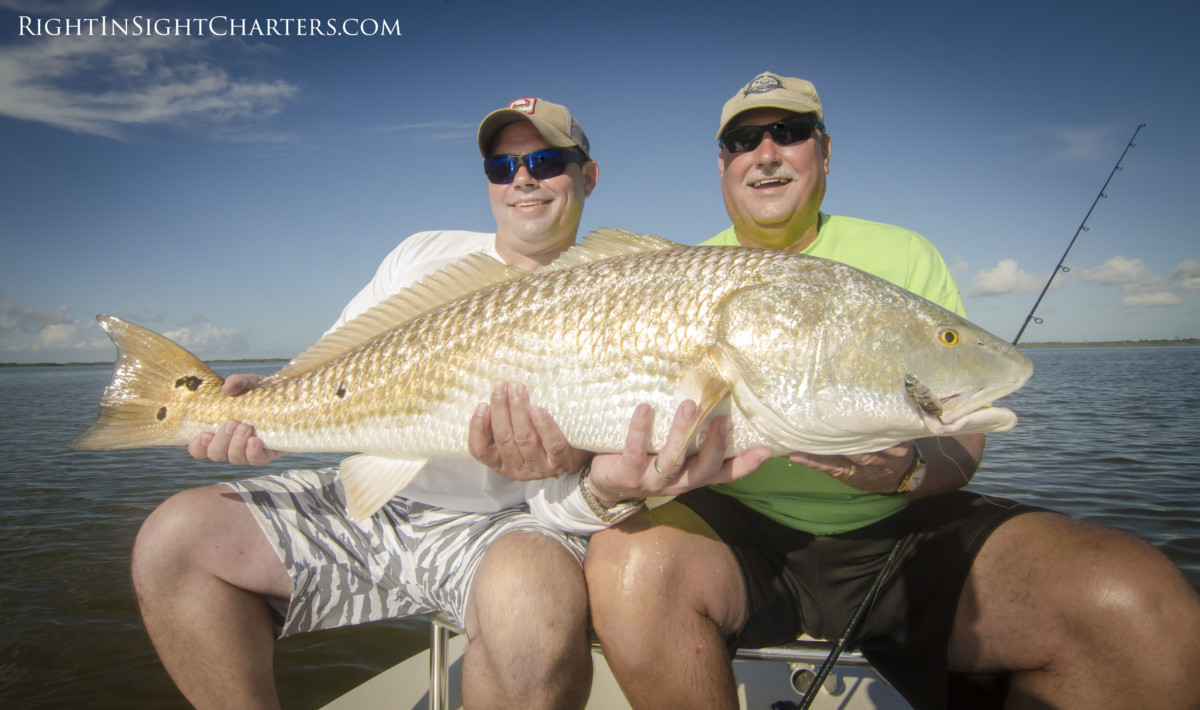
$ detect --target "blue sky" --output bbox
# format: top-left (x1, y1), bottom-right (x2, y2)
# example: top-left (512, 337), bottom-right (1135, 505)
top-left (1, 0), bottom-right (1197, 364)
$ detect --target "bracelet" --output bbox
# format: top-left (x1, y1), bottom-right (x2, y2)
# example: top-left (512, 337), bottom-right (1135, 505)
top-left (578, 463), bottom-right (644, 524)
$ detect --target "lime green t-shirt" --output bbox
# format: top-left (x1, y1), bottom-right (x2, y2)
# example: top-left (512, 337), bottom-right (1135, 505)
top-left (702, 213), bottom-right (967, 535)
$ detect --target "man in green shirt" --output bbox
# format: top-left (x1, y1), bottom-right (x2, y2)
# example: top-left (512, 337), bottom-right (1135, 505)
top-left (585, 72), bottom-right (1200, 708)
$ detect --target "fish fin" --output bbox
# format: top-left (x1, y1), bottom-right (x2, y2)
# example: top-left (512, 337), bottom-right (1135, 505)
top-left (541, 228), bottom-right (680, 271)
top-left (660, 376), bottom-right (731, 473)
top-left (271, 254), bottom-right (524, 380)
top-left (71, 316), bottom-right (224, 450)
top-left (339, 455), bottom-right (429, 521)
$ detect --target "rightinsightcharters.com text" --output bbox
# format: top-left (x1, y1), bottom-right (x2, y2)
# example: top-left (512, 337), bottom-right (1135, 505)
top-left (17, 15), bottom-right (401, 37)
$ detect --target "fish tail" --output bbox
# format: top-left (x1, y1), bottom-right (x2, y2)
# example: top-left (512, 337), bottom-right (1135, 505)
top-left (71, 315), bottom-right (225, 450)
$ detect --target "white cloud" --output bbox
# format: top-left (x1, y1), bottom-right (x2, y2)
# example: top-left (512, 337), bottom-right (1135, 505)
top-left (1114, 274), bottom-right (1183, 307)
top-left (1071, 256), bottom-right (1189, 308)
top-left (1171, 258), bottom-right (1200, 291)
top-left (1046, 124), bottom-right (1115, 163)
top-left (1120, 289), bottom-right (1183, 307)
top-left (164, 321), bottom-right (249, 358)
top-left (0, 0), bottom-right (110, 13)
top-left (0, 296), bottom-right (101, 361)
top-left (0, 298), bottom-right (253, 362)
top-left (0, 295), bottom-right (74, 335)
top-left (38, 321), bottom-right (79, 347)
top-left (947, 254), bottom-right (969, 278)
top-left (1079, 255), bottom-right (1149, 285)
top-left (967, 259), bottom-right (1046, 296)
top-left (0, 18), bottom-right (298, 139)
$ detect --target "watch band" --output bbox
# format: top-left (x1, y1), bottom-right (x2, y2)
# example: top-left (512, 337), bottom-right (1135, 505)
top-left (578, 465), bottom-right (644, 524)
top-left (894, 445), bottom-right (926, 495)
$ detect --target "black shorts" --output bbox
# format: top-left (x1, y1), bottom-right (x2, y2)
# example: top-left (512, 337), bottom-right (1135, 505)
top-left (676, 487), bottom-right (1043, 709)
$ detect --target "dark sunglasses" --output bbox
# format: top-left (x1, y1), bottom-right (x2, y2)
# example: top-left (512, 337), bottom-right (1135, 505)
top-left (483, 149), bottom-right (586, 184)
top-left (719, 115), bottom-right (825, 154)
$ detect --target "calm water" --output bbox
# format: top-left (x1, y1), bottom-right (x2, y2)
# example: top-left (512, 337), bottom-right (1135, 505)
top-left (1, 348), bottom-right (1198, 708)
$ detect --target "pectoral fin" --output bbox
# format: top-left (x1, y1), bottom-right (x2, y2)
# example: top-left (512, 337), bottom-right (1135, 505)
top-left (659, 376), bottom-right (731, 474)
top-left (338, 455), bottom-right (429, 521)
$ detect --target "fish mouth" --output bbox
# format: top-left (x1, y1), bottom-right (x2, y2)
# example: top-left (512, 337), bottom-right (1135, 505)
top-left (935, 377), bottom-right (1028, 428)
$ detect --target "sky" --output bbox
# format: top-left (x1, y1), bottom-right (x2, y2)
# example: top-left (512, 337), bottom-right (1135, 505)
top-left (1, 0), bottom-right (1197, 364)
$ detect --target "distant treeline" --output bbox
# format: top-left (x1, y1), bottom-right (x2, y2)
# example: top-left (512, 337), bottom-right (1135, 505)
top-left (0, 358), bottom-right (292, 368)
top-left (1018, 339), bottom-right (1200, 348)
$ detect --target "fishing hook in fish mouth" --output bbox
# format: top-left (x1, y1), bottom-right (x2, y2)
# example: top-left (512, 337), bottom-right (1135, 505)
top-left (905, 374), bottom-right (944, 420)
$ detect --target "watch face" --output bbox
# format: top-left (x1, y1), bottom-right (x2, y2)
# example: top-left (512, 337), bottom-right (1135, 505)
top-left (908, 468), bottom-right (927, 491)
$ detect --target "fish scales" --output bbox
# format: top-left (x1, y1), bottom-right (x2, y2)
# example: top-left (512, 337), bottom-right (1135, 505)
top-left (327, 245), bottom-right (769, 456)
top-left (73, 229), bottom-right (1032, 520)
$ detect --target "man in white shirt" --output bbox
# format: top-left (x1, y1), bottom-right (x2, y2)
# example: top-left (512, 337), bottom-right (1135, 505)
top-left (131, 97), bottom-right (768, 710)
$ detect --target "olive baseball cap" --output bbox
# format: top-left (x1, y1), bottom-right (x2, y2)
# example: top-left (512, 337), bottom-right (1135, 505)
top-left (716, 72), bottom-right (824, 139)
top-left (477, 97), bottom-right (591, 158)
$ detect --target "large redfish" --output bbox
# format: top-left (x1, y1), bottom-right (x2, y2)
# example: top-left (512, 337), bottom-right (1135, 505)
top-left (73, 229), bottom-right (1032, 519)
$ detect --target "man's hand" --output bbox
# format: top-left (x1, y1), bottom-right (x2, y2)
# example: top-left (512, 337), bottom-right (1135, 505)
top-left (187, 374), bottom-right (284, 466)
top-left (787, 433), bottom-right (983, 497)
top-left (585, 400), bottom-right (772, 507)
top-left (468, 381), bottom-right (771, 494)
top-left (787, 443), bottom-right (916, 495)
top-left (468, 381), bottom-right (590, 481)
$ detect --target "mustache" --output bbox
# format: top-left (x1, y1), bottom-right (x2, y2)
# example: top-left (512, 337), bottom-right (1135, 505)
top-left (744, 168), bottom-right (799, 185)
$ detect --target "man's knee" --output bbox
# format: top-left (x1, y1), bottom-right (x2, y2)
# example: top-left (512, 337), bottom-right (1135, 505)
top-left (466, 532), bottom-right (590, 685)
top-left (586, 504), bottom-right (745, 636)
top-left (965, 513), bottom-right (1200, 671)
top-left (1044, 518), bottom-right (1196, 629)
top-left (132, 484), bottom-right (278, 599)
top-left (470, 531), bottom-right (588, 636)
top-left (585, 512), bottom-right (669, 619)
top-left (132, 486), bottom-right (221, 586)
top-left (1073, 524), bottom-right (1200, 651)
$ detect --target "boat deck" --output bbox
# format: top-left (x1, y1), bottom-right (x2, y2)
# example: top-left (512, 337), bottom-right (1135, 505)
top-left (323, 616), bottom-right (911, 710)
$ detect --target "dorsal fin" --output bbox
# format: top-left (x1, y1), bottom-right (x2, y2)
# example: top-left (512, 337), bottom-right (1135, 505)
top-left (268, 253), bottom-right (524, 381)
top-left (541, 228), bottom-right (679, 271)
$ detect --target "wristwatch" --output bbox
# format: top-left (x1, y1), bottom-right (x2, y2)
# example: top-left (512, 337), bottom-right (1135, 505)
top-left (893, 445), bottom-right (926, 495)
top-left (578, 465), bottom-right (644, 523)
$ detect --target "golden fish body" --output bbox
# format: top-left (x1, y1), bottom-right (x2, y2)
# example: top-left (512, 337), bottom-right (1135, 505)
top-left (74, 229), bottom-right (1032, 519)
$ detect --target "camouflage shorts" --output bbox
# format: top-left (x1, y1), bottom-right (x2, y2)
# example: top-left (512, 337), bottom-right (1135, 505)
top-left (225, 468), bottom-right (588, 638)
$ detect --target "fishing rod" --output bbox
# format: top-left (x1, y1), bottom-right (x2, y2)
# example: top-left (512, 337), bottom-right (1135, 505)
top-left (1011, 123), bottom-right (1146, 345)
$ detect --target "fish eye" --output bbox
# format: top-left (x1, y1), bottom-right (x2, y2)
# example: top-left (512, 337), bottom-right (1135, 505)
top-left (938, 328), bottom-right (960, 347)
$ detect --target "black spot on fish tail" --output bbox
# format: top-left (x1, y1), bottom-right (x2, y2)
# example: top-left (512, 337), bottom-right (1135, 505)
top-left (174, 376), bottom-right (203, 392)
top-left (336, 386), bottom-right (347, 399)
top-left (156, 407), bottom-right (168, 421)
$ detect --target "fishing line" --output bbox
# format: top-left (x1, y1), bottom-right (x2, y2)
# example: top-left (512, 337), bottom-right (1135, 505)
top-left (929, 434), bottom-right (1019, 510)
top-left (929, 436), bottom-right (970, 488)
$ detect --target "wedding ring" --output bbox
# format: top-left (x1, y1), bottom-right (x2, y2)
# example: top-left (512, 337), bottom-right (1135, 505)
top-left (654, 458), bottom-right (680, 481)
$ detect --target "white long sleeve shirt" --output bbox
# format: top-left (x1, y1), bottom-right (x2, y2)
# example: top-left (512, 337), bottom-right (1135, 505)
top-left (331, 230), bottom-right (612, 535)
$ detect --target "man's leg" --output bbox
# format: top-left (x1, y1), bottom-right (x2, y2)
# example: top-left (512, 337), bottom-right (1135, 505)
top-left (585, 503), bottom-right (748, 710)
top-left (950, 511), bottom-right (1200, 709)
top-left (462, 531), bottom-right (592, 710)
top-left (131, 484), bottom-right (292, 710)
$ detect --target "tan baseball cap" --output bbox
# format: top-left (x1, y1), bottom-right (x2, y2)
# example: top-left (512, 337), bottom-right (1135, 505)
top-left (477, 97), bottom-right (591, 158)
top-left (716, 72), bottom-right (824, 139)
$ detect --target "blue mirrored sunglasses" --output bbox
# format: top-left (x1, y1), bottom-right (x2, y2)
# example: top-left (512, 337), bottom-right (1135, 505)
top-left (483, 149), bottom-right (586, 184)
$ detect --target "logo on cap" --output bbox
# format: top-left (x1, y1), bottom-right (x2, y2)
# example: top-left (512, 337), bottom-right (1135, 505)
top-left (742, 73), bottom-right (784, 96)
top-left (508, 97), bottom-right (537, 113)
